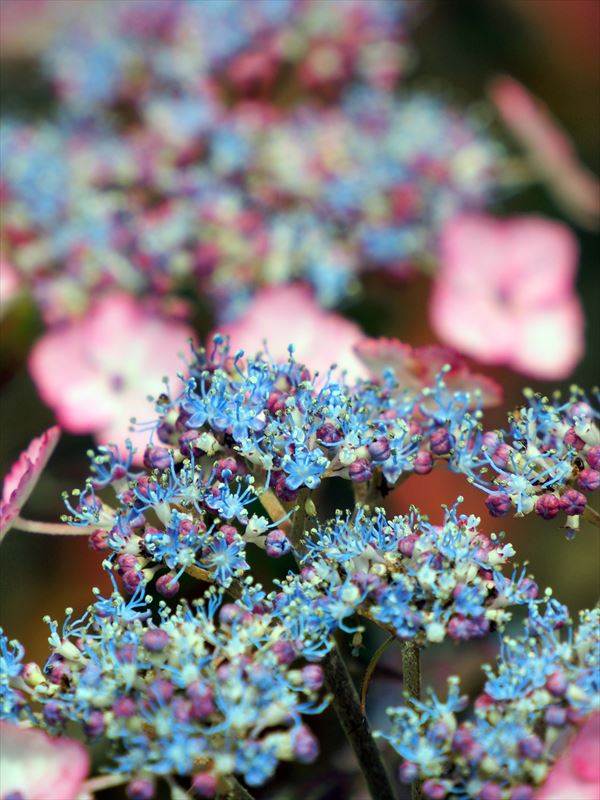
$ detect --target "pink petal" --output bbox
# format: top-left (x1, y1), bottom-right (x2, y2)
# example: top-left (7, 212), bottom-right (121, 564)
top-left (490, 76), bottom-right (600, 229)
top-left (355, 337), bottom-right (501, 408)
top-left (510, 299), bottom-right (585, 380)
top-left (536, 713), bottom-right (600, 800)
top-left (431, 214), bottom-right (584, 378)
top-left (28, 293), bottom-right (194, 456)
top-left (217, 284), bottom-right (367, 380)
top-left (0, 722), bottom-right (90, 800)
top-left (1, 426), bottom-right (60, 540)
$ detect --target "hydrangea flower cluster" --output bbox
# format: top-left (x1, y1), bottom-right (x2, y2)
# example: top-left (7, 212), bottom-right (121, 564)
top-left (58, 338), bottom-right (505, 594)
top-left (0, 86), bottom-right (502, 323)
top-left (43, 0), bottom-right (416, 116)
top-left (1, 582), bottom-right (326, 794)
top-left (468, 388), bottom-right (600, 536)
top-left (383, 604), bottom-right (600, 799)
top-left (59, 340), bottom-right (599, 601)
top-left (1, 339), bottom-right (599, 798)
top-left (295, 503), bottom-right (531, 645)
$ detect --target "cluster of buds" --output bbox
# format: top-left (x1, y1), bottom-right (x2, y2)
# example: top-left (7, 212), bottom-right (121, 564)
top-left (45, 0), bottom-right (416, 117)
top-left (467, 388), bottom-right (600, 537)
top-left (382, 605), bottom-right (600, 799)
top-left (295, 502), bottom-right (535, 645)
top-left (1, 583), bottom-right (326, 795)
top-left (58, 338), bottom-right (510, 598)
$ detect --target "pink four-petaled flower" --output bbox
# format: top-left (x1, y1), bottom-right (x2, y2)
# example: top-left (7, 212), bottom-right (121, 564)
top-left (216, 284), bottom-right (368, 380)
top-left (0, 722), bottom-right (90, 800)
top-left (430, 214), bottom-right (584, 380)
top-left (29, 293), bottom-right (194, 461)
top-left (536, 713), bottom-right (600, 800)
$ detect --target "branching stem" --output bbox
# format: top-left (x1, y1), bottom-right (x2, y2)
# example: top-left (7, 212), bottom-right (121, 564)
top-left (402, 641), bottom-right (422, 800)
top-left (10, 517), bottom-right (96, 536)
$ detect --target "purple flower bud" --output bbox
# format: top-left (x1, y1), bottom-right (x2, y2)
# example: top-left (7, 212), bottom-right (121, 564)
top-left (267, 390), bottom-right (287, 415)
top-left (559, 489), bottom-right (586, 516)
top-left (113, 696), bottom-right (137, 718)
top-left (126, 779), bottom-right (155, 800)
top-left (349, 458), bottom-right (373, 483)
top-left (188, 682), bottom-right (215, 720)
top-left (368, 437), bottom-right (391, 462)
top-left (518, 735), bottom-right (543, 760)
top-left (578, 468), bottom-right (600, 492)
top-left (219, 603), bottom-right (242, 625)
top-left (398, 533), bottom-right (418, 558)
top-left (143, 446), bottom-right (172, 471)
top-left (587, 445), bottom-right (600, 470)
top-left (191, 773), bottom-right (217, 799)
top-left (84, 710), bottom-right (105, 738)
top-left (490, 443), bottom-right (511, 469)
top-left (274, 471), bottom-right (298, 502)
top-left (156, 573), bottom-right (180, 597)
top-left (510, 787), bottom-right (534, 800)
top-left (156, 420), bottom-right (175, 444)
top-left (413, 450), bottom-right (433, 475)
top-left (143, 629), bottom-right (170, 652)
top-left (171, 697), bottom-right (192, 723)
top-left (546, 670), bottom-right (567, 697)
top-left (272, 640), bottom-right (296, 665)
top-left (535, 493), bottom-right (560, 520)
top-left (179, 430), bottom-right (202, 457)
top-left (43, 701), bottom-right (64, 726)
top-left (317, 423), bottom-right (343, 444)
top-left (122, 568), bottom-right (143, 594)
top-left (265, 529), bottom-right (292, 558)
top-left (399, 761), bottom-right (419, 784)
top-left (89, 529), bottom-right (109, 552)
top-left (564, 426), bottom-right (585, 450)
top-left (292, 725), bottom-right (319, 763)
top-left (147, 679), bottom-right (174, 705)
top-left (479, 784), bottom-right (502, 800)
top-left (485, 492), bottom-right (512, 517)
top-left (452, 726), bottom-right (474, 755)
top-left (430, 427), bottom-right (452, 456)
top-left (48, 662), bottom-right (71, 685)
top-left (301, 665), bottom-right (324, 691)
top-left (518, 577), bottom-right (539, 600)
top-left (422, 780), bottom-right (446, 799)
top-left (117, 553), bottom-right (139, 573)
top-left (544, 705), bottom-right (567, 727)
top-left (214, 457), bottom-right (239, 479)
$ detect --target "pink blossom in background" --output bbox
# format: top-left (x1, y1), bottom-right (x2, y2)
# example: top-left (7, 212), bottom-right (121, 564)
top-left (216, 284), bottom-right (368, 380)
top-left (536, 713), bottom-right (600, 800)
top-left (490, 76), bottom-right (600, 229)
top-left (355, 337), bottom-right (502, 408)
top-left (0, 722), bottom-right (90, 800)
top-left (0, 426), bottom-right (60, 541)
top-left (0, 257), bottom-right (20, 315)
top-left (430, 214), bottom-right (584, 380)
top-left (29, 293), bottom-right (194, 462)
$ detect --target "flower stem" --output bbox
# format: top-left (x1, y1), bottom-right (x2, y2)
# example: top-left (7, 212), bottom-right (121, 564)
top-left (224, 777), bottom-right (256, 800)
top-left (81, 774), bottom-right (129, 793)
top-left (583, 505), bottom-right (600, 529)
top-left (323, 643), bottom-right (397, 800)
top-left (267, 488), bottom-right (397, 800)
top-left (11, 517), bottom-right (96, 536)
top-left (360, 634), bottom-right (394, 714)
top-left (402, 641), bottom-right (422, 800)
